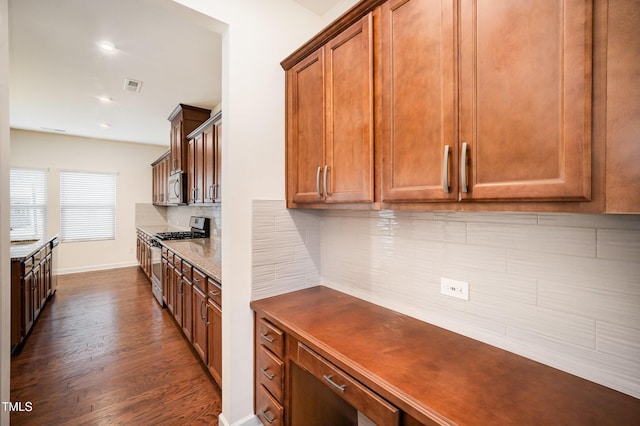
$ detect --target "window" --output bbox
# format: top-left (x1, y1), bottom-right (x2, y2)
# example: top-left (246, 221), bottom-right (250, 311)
top-left (10, 168), bottom-right (48, 241)
top-left (60, 171), bottom-right (116, 242)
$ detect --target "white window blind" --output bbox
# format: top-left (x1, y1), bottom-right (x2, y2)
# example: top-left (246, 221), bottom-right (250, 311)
top-left (10, 168), bottom-right (48, 241)
top-left (60, 171), bottom-right (116, 242)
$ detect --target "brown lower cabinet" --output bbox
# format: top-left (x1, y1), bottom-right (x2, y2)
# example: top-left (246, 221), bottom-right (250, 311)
top-left (11, 238), bottom-right (57, 353)
top-left (160, 245), bottom-right (222, 388)
top-left (252, 287), bottom-right (640, 426)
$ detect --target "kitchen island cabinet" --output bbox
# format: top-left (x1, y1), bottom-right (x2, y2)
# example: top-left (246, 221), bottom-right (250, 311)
top-left (252, 286), bottom-right (640, 425)
top-left (10, 236), bottom-right (59, 353)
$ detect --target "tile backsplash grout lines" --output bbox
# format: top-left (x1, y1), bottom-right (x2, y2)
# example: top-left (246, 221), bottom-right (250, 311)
top-left (251, 200), bottom-right (640, 398)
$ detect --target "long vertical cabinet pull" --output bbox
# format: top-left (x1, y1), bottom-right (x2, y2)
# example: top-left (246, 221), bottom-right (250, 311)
top-left (461, 142), bottom-right (469, 193)
top-left (323, 165), bottom-right (330, 197)
top-left (443, 145), bottom-right (451, 193)
top-left (316, 166), bottom-right (323, 198)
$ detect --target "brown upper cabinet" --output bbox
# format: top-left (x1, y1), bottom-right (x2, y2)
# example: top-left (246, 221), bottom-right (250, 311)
top-left (187, 112), bottom-right (222, 204)
top-left (282, 0), bottom-right (638, 213)
top-left (151, 150), bottom-right (171, 205)
top-left (380, 0), bottom-right (592, 203)
top-left (168, 104), bottom-right (211, 175)
top-left (285, 13), bottom-right (374, 206)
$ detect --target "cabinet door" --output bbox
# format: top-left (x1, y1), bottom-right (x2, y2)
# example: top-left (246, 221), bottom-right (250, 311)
top-left (174, 269), bottom-right (183, 328)
top-left (324, 13), bottom-right (374, 203)
top-left (162, 258), bottom-right (169, 304)
top-left (22, 272), bottom-right (34, 337)
top-left (286, 48), bottom-right (325, 204)
top-left (207, 298), bottom-right (222, 386)
top-left (32, 264), bottom-right (42, 319)
top-left (171, 120), bottom-right (183, 173)
top-left (182, 278), bottom-right (193, 342)
top-left (192, 285), bottom-right (208, 362)
top-left (213, 120), bottom-right (222, 202)
top-left (380, 0), bottom-right (457, 202)
top-left (459, 0), bottom-right (592, 201)
top-left (203, 124), bottom-right (216, 203)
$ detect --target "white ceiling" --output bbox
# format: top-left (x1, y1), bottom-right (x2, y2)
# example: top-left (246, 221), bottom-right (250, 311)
top-left (8, 0), bottom-right (343, 146)
top-left (9, 0), bottom-right (224, 146)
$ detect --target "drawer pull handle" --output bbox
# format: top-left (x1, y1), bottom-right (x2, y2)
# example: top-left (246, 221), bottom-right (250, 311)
top-left (323, 374), bottom-right (346, 393)
top-left (443, 144), bottom-right (450, 193)
top-left (316, 166), bottom-right (322, 198)
top-left (461, 141), bottom-right (469, 193)
top-left (260, 368), bottom-right (275, 380)
top-left (210, 290), bottom-right (220, 297)
top-left (260, 333), bottom-right (275, 344)
top-left (261, 409), bottom-right (275, 424)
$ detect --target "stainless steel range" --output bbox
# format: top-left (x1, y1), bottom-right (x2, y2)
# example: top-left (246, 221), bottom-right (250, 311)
top-left (150, 216), bottom-right (211, 306)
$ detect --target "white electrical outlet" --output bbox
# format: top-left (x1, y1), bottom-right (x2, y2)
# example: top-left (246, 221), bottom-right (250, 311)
top-left (440, 277), bottom-right (469, 300)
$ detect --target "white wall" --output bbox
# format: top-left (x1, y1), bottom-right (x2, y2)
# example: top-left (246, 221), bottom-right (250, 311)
top-left (10, 129), bottom-right (167, 274)
top-left (0, 0), bottom-right (11, 423)
top-left (167, 1), bottom-right (358, 424)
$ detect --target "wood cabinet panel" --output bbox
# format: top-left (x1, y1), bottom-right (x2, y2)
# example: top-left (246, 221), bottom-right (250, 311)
top-left (256, 345), bottom-right (284, 402)
top-left (287, 49), bottom-right (326, 204)
top-left (605, 0), bottom-right (640, 212)
top-left (168, 104), bottom-right (211, 175)
top-left (186, 112), bottom-right (222, 205)
top-left (192, 285), bottom-right (208, 362)
top-left (182, 277), bottom-right (193, 342)
top-left (256, 385), bottom-right (283, 426)
top-left (207, 298), bottom-right (222, 386)
top-left (213, 118), bottom-right (222, 203)
top-left (380, 0), bottom-right (456, 202)
top-left (458, 0), bottom-right (592, 201)
top-left (324, 13), bottom-right (374, 203)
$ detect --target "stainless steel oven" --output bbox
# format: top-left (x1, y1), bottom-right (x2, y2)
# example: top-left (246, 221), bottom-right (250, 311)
top-left (150, 238), bottom-right (163, 305)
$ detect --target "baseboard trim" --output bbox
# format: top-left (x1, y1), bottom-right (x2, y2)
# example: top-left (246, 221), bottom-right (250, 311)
top-left (218, 413), bottom-right (261, 426)
top-left (56, 261), bottom-right (139, 276)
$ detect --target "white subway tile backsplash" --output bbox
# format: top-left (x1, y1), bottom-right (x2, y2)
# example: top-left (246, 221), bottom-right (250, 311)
top-left (468, 223), bottom-right (596, 257)
top-left (251, 203), bottom-right (640, 398)
top-left (539, 280), bottom-right (640, 327)
top-left (597, 322), bottom-right (640, 364)
top-left (597, 229), bottom-right (640, 261)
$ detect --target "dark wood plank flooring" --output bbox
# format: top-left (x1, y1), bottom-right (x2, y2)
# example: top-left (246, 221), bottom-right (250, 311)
top-left (11, 266), bottom-right (221, 425)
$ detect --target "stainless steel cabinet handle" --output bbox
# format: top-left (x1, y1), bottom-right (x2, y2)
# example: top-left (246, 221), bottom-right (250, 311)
top-left (323, 165), bottom-right (329, 197)
top-left (461, 142), bottom-right (469, 193)
top-left (443, 145), bottom-right (451, 193)
top-left (260, 333), bottom-right (275, 343)
top-left (316, 166), bottom-right (322, 198)
top-left (260, 368), bottom-right (275, 380)
top-left (200, 300), bottom-right (205, 320)
top-left (210, 290), bottom-right (220, 296)
top-left (261, 409), bottom-right (275, 424)
top-left (323, 374), bottom-right (346, 393)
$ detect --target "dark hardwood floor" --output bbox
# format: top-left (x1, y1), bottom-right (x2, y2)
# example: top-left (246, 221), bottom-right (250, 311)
top-left (11, 266), bottom-right (221, 425)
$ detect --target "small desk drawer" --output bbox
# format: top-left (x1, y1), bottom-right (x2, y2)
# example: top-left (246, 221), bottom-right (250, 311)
top-left (257, 345), bottom-right (284, 402)
top-left (257, 318), bottom-right (284, 359)
top-left (297, 343), bottom-right (399, 426)
top-left (256, 385), bottom-right (283, 426)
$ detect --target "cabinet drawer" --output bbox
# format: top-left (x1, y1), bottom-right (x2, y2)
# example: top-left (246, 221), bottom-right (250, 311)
top-left (257, 318), bottom-right (284, 359)
top-left (192, 268), bottom-right (207, 293)
top-left (256, 385), bottom-right (283, 426)
top-left (257, 345), bottom-right (284, 402)
top-left (161, 247), bottom-right (169, 258)
top-left (297, 343), bottom-right (399, 426)
top-left (208, 279), bottom-right (221, 307)
top-left (180, 260), bottom-right (193, 281)
top-left (172, 254), bottom-right (181, 269)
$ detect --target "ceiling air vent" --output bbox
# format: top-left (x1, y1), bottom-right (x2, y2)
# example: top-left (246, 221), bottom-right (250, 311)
top-left (123, 78), bottom-right (143, 93)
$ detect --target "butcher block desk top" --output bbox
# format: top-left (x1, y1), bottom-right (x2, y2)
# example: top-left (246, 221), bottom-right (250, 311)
top-left (251, 286), bottom-right (640, 425)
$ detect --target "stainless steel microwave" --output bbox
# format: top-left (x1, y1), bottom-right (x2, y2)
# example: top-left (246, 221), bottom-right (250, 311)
top-left (168, 172), bottom-right (185, 204)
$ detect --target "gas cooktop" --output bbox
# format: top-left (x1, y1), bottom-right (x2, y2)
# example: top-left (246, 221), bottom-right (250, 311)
top-left (154, 216), bottom-right (211, 241)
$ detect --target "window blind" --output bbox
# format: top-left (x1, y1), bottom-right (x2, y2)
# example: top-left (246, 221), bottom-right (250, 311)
top-left (10, 168), bottom-right (48, 241)
top-left (60, 171), bottom-right (116, 242)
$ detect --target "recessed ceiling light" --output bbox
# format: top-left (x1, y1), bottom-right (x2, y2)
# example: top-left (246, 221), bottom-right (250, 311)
top-left (98, 123), bottom-right (111, 129)
top-left (97, 40), bottom-right (116, 52)
top-left (97, 96), bottom-right (113, 103)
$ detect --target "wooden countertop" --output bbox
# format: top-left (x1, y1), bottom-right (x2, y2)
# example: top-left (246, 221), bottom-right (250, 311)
top-left (251, 286), bottom-right (640, 425)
